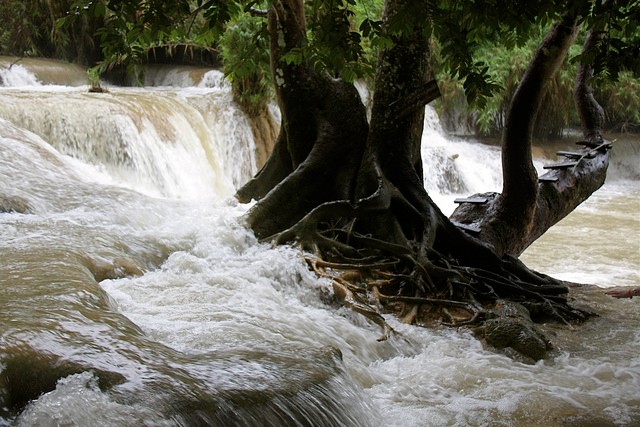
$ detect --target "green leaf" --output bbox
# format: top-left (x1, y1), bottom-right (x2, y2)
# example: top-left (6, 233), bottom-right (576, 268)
top-left (281, 48), bottom-right (304, 65)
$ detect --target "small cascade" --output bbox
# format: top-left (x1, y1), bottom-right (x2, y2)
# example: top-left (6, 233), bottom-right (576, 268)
top-left (182, 76), bottom-right (258, 188)
top-left (607, 135), bottom-right (640, 181)
top-left (0, 90), bottom-right (229, 199)
top-left (0, 63), bottom-right (41, 87)
top-left (421, 106), bottom-right (503, 212)
top-left (0, 58), bottom-right (259, 201)
top-left (198, 69), bottom-right (232, 90)
top-left (0, 56), bottom-right (88, 86)
top-left (137, 65), bottom-right (225, 88)
top-left (0, 77), bottom-right (257, 200)
top-left (133, 65), bottom-right (233, 90)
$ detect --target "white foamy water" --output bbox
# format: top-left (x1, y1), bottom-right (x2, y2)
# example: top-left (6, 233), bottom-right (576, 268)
top-left (0, 80), bottom-right (255, 199)
top-left (0, 63), bottom-right (42, 87)
top-left (1, 60), bottom-right (639, 426)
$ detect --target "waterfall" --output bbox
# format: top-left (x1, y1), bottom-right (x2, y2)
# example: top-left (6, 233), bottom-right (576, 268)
top-left (420, 106), bottom-right (504, 214)
top-left (0, 63), bottom-right (42, 87)
top-left (2, 59), bottom-right (635, 209)
top-left (0, 67), bottom-right (256, 200)
top-left (0, 59), bottom-right (523, 207)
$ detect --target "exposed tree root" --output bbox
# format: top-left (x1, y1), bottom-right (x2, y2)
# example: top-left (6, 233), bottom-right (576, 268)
top-left (308, 257), bottom-right (395, 341)
top-left (260, 180), bottom-right (593, 357)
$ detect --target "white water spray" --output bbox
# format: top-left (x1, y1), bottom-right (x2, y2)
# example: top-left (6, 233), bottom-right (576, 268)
top-left (0, 63), bottom-right (42, 87)
top-left (0, 74), bottom-right (256, 199)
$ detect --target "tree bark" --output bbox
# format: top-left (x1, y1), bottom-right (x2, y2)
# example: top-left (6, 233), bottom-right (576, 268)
top-left (353, 0), bottom-right (440, 245)
top-left (450, 14), bottom-right (609, 257)
top-left (236, 0), bottom-right (368, 239)
top-left (574, 29), bottom-right (606, 143)
top-left (500, 13), bottom-right (578, 215)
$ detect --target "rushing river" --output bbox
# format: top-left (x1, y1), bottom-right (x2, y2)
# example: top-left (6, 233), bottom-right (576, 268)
top-left (1, 58), bottom-right (638, 427)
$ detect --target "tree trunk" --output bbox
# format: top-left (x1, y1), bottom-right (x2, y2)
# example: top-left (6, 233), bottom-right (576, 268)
top-left (236, 0), bottom-right (368, 239)
top-left (352, 0), bottom-right (440, 245)
top-left (574, 29), bottom-right (606, 143)
top-left (235, 1), bottom-right (602, 360)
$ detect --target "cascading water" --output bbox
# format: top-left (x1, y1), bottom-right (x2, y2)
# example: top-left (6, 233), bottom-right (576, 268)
top-left (1, 59), bottom-right (638, 427)
top-left (0, 67), bottom-right (256, 199)
top-left (0, 64), bottom-right (42, 87)
top-left (0, 56), bottom-right (88, 86)
top-left (421, 107), bottom-right (503, 213)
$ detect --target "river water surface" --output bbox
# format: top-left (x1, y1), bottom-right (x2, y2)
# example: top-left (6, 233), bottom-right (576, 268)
top-left (1, 58), bottom-right (638, 426)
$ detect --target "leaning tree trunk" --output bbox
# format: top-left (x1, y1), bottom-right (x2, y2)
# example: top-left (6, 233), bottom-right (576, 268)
top-left (450, 14), bottom-right (610, 257)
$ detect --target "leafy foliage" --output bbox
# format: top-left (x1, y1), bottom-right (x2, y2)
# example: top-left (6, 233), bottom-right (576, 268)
top-left (58, 0), bottom-right (225, 76)
top-left (219, 15), bottom-right (272, 115)
top-left (437, 28), bottom-right (581, 137)
top-left (304, 0), bottom-right (369, 80)
top-left (433, 0), bottom-right (639, 136)
top-left (276, 0), bottom-right (389, 82)
top-left (1, 0), bottom-right (101, 63)
top-left (598, 71), bottom-right (640, 132)
top-left (4, 0), bottom-right (638, 133)
top-left (431, 0), bottom-right (561, 107)
top-left (573, 0), bottom-right (640, 82)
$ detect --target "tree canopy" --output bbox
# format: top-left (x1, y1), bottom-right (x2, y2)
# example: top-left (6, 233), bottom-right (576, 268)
top-left (47, 0), bottom-right (639, 132)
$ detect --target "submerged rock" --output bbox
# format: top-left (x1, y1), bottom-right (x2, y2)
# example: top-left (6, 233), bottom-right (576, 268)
top-left (0, 195), bottom-right (32, 214)
top-left (473, 299), bottom-right (552, 362)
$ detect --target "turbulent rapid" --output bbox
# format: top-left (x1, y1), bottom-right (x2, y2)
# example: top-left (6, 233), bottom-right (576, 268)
top-left (1, 58), bottom-right (638, 427)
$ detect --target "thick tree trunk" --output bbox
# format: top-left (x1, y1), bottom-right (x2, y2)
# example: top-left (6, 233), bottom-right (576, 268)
top-left (501, 14), bottom-right (578, 207)
top-left (353, 0), bottom-right (440, 245)
top-left (236, 0), bottom-right (368, 239)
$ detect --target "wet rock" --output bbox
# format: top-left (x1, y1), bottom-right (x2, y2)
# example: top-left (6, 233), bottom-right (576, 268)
top-left (84, 256), bottom-right (146, 282)
top-left (482, 317), bottom-right (551, 361)
top-left (0, 348), bottom-right (126, 418)
top-left (474, 300), bottom-right (552, 362)
top-left (0, 195), bottom-right (32, 214)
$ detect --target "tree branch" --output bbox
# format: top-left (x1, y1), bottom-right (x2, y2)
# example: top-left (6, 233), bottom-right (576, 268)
top-left (500, 13), bottom-right (578, 209)
top-left (574, 29), bottom-right (606, 143)
top-left (388, 80), bottom-right (441, 120)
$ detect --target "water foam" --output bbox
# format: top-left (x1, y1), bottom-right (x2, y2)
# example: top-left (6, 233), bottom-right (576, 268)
top-left (15, 373), bottom-right (170, 427)
top-left (0, 87), bottom-right (252, 199)
top-left (0, 64), bottom-right (41, 87)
